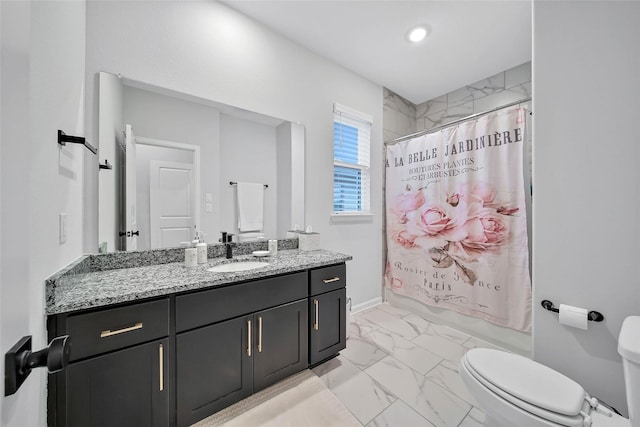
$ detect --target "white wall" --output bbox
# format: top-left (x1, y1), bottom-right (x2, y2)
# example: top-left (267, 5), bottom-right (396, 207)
top-left (97, 72), bottom-right (123, 252)
top-left (276, 122), bottom-right (293, 236)
top-left (1, 1), bottom-right (87, 425)
top-left (290, 123), bottom-right (305, 232)
top-left (219, 114), bottom-right (278, 238)
top-left (85, 0), bottom-right (384, 308)
top-left (533, 1), bottom-right (640, 415)
top-left (0, 2), bottom-right (31, 424)
top-left (0, 4), bottom-right (3, 423)
top-left (275, 121), bottom-right (306, 237)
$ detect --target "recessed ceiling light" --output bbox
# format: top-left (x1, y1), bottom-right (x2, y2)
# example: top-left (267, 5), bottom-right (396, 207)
top-left (407, 25), bottom-right (429, 43)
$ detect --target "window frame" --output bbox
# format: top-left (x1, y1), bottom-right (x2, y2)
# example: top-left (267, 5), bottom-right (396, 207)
top-left (332, 103), bottom-right (372, 217)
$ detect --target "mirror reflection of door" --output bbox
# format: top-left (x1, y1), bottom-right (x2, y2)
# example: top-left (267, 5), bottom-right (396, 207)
top-left (149, 160), bottom-right (195, 249)
top-left (124, 124), bottom-right (138, 250)
top-left (132, 136), bottom-right (201, 251)
top-left (99, 72), bottom-right (304, 252)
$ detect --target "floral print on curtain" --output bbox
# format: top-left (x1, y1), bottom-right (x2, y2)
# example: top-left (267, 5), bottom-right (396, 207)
top-left (385, 107), bottom-right (531, 332)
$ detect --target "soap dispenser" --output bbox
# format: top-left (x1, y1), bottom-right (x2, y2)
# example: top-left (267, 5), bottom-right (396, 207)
top-left (184, 242), bottom-right (197, 268)
top-left (196, 233), bottom-right (207, 264)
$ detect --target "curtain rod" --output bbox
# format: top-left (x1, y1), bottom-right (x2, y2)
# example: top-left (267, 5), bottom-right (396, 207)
top-left (387, 97), bottom-right (532, 145)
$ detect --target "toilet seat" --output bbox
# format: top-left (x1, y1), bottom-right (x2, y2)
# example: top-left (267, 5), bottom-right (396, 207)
top-left (462, 349), bottom-right (597, 427)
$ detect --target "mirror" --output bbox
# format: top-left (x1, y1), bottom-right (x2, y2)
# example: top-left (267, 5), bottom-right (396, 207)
top-left (98, 72), bottom-right (305, 252)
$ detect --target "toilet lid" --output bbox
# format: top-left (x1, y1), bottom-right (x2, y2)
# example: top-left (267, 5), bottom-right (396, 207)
top-left (618, 316), bottom-right (640, 364)
top-left (465, 349), bottom-right (586, 417)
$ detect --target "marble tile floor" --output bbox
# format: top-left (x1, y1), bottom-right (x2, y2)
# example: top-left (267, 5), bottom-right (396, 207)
top-left (311, 303), bottom-right (501, 427)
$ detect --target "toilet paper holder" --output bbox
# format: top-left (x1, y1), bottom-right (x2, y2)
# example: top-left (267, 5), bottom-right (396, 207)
top-left (541, 300), bottom-right (604, 322)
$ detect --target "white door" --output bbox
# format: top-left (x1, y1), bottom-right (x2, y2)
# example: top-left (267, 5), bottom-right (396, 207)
top-left (124, 124), bottom-right (138, 250)
top-left (149, 160), bottom-right (195, 249)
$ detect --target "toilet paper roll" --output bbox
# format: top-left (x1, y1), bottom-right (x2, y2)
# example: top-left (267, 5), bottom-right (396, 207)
top-left (559, 304), bottom-right (589, 330)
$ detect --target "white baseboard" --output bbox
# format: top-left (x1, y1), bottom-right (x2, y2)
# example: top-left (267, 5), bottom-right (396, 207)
top-left (350, 296), bottom-right (382, 314)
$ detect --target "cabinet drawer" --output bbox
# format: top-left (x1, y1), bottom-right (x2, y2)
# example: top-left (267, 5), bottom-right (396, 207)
top-left (309, 264), bottom-right (346, 296)
top-left (66, 299), bottom-right (169, 361)
top-left (176, 272), bottom-right (308, 333)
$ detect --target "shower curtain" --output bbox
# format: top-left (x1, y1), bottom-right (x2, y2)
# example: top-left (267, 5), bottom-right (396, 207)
top-left (385, 106), bottom-right (531, 332)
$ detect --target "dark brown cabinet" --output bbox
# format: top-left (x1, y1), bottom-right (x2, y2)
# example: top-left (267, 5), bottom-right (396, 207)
top-left (309, 288), bottom-right (347, 365)
top-left (48, 299), bottom-right (170, 427)
top-left (176, 316), bottom-right (252, 426)
top-left (65, 338), bottom-right (169, 427)
top-left (174, 272), bottom-right (309, 426)
top-left (253, 300), bottom-right (308, 392)
top-left (309, 264), bottom-right (347, 365)
top-left (48, 263), bottom-right (346, 427)
top-left (175, 300), bottom-right (308, 427)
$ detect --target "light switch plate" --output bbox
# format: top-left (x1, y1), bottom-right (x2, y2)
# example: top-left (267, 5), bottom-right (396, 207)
top-left (59, 213), bottom-right (67, 244)
top-left (205, 193), bottom-right (213, 203)
top-left (205, 203), bottom-right (213, 213)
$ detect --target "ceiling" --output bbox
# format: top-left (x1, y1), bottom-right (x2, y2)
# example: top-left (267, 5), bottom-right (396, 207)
top-left (221, 0), bottom-right (532, 105)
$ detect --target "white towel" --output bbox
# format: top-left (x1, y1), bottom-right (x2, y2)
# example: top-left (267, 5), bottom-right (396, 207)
top-left (237, 182), bottom-right (264, 232)
top-left (237, 232), bottom-right (265, 242)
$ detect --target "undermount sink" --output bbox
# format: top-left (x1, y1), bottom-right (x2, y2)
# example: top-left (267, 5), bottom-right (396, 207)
top-left (207, 261), bottom-right (269, 273)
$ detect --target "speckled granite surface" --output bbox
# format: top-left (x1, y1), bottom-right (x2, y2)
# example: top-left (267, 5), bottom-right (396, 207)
top-left (46, 249), bottom-right (352, 315)
top-left (89, 238), bottom-right (299, 272)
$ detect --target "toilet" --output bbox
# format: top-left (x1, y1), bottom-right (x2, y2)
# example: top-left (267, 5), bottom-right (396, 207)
top-left (459, 316), bottom-right (640, 427)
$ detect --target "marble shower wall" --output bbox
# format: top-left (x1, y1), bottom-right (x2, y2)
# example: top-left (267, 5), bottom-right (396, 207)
top-left (383, 89), bottom-right (417, 143)
top-left (412, 61), bottom-right (533, 189)
top-left (383, 62), bottom-right (531, 137)
top-left (415, 61), bottom-right (531, 132)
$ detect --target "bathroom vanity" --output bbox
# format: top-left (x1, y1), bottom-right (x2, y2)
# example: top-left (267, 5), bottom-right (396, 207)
top-left (45, 247), bottom-right (350, 427)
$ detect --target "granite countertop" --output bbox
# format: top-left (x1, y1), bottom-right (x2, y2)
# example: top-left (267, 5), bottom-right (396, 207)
top-left (46, 249), bottom-right (352, 315)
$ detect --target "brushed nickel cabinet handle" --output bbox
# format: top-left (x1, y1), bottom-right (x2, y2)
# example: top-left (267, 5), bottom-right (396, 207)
top-left (100, 322), bottom-right (143, 338)
top-left (314, 299), bottom-right (319, 331)
top-left (322, 277), bottom-right (341, 284)
top-left (159, 343), bottom-right (164, 392)
top-left (258, 316), bottom-right (263, 353)
top-left (247, 319), bottom-right (252, 357)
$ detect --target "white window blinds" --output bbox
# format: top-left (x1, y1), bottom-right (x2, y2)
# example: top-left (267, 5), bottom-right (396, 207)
top-left (333, 103), bottom-right (372, 214)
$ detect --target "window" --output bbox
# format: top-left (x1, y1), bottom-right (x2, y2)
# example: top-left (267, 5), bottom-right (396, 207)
top-left (333, 103), bottom-right (372, 215)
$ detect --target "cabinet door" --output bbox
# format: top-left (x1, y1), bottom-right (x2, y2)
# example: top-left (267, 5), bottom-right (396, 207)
top-left (253, 299), bottom-right (308, 392)
top-left (65, 338), bottom-right (169, 427)
top-left (176, 316), bottom-right (252, 427)
top-left (309, 288), bottom-right (347, 365)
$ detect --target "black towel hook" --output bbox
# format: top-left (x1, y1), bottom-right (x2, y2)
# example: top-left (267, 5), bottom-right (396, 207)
top-left (58, 130), bottom-right (97, 155)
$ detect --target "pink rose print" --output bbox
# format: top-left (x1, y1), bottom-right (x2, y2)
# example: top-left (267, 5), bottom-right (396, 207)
top-left (446, 193), bottom-right (460, 207)
top-left (449, 204), bottom-right (510, 262)
top-left (388, 180), bottom-right (518, 286)
top-left (497, 205), bottom-right (519, 216)
top-left (390, 277), bottom-right (403, 289)
top-left (450, 182), bottom-right (497, 207)
top-left (406, 202), bottom-right (466, 243)
top-left (392, 191), bottom-right (426, 220)
top-left (468, 182), bottom-right (497, 205)
top-left (391, 228), bottom-right (418, 249)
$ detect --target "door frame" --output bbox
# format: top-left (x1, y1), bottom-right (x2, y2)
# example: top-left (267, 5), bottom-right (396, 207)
top-left (135, 136), bottom-right (201, 246)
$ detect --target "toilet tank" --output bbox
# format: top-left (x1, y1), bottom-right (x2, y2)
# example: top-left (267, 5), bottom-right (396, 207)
top-left (618, 316), bottom-right (640, 427)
